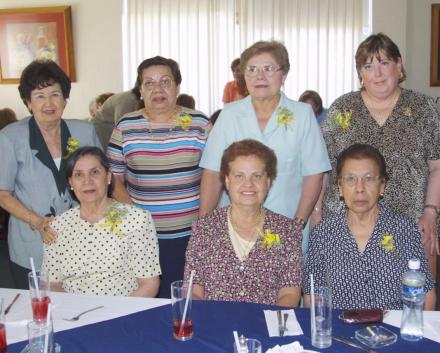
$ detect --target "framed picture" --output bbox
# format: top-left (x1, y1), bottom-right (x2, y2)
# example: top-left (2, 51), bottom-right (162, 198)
top-left (0, 6), bottom-right (75, 83)
top-left (431, 4), bottom-right (440, 86)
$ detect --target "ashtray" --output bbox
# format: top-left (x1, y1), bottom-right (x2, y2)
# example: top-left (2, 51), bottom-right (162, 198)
top-left (355, 325), bottom-right (397, 348)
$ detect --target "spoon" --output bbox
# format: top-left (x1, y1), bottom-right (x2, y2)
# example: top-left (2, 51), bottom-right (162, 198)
top-left (63, 305), bottom-right (104, 321)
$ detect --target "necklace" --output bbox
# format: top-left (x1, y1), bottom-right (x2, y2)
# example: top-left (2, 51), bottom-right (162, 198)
top-left (144, 106), bottom-right (180, 132)
top-left (228, 206), bottom-right (265, 240)
top-left (363, 89), bottom-right (400, 126)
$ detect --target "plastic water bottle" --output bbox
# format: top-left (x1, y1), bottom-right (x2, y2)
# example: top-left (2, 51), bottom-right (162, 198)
top-left (400, 258), bottom-right (425, 341)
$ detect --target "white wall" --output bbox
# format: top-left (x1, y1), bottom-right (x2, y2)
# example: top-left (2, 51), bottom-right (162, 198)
top-left (0, 0), bottom-right (123, 119)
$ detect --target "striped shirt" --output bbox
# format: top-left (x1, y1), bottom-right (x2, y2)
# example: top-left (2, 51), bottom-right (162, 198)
top-left (107, 108), bottom-right (211, 239)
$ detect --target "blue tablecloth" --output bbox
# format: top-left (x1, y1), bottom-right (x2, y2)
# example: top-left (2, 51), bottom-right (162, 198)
top-left (8, 300), bottom-right (439, 352)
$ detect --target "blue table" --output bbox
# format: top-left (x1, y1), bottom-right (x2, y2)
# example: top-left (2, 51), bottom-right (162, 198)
top-left (8, 300), bottom-right (439, 352)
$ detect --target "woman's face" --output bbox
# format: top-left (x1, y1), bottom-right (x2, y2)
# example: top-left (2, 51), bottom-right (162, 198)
top-left (69, 155), bottom-right (111, 205)
top-left (359, 50), bottom-right (402, 99)
top-left (225, 155), bottom-right (271, 209)
top-left (140, 65), bottom-right (179, 114)
top-left (27, 82), bottom-right (66, 125)
top-left (244, 52), bottom-right (287, 100)
top-left (338, 158), bottom-right (385, 216)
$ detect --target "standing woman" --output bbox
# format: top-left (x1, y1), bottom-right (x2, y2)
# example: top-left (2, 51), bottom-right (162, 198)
top-left (0, 60), bottom-right (101, 288)
top-left (318, 33), bottom-right (440, 273)
top-left (108, 56), bottom-right (211, 298)
top-left (200, 41), bottom-right (330, 252)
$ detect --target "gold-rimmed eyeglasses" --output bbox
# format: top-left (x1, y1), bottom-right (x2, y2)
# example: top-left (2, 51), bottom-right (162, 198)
top-left (244, 65), bottom-right (282, 77)
top-left (142, 76), bottom-right (174, 90)
top-left (340, 173), bottom-right (382, 187)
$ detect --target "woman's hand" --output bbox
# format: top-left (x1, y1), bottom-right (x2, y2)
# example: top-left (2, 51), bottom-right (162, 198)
top-left (33, 216), bottom-right (57, 245)
top-left (417, 209), bottom-right (439, 255)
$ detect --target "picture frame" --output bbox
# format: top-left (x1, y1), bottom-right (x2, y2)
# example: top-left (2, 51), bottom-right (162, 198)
top-left (430, 4), bottom-right (440, 86)
top-left (0, 6), bottom-right (75, 83)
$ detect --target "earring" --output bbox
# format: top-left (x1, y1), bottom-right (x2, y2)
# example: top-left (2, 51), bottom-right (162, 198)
top-left (399, 72), bottom-right (404, 80)
top-left (360, 79), bottom-right (364, 88)
top-left (70, 186), bottom-right (74, 190)
top-left (339, 194), bottom-right (344, 201)
top-left (379, 193), bottom-right (384, 199)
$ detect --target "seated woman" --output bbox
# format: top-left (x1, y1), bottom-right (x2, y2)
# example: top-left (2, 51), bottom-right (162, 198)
top-left (43, 147), bottom-right (161, 297)
top-left (184, 139), bottom-right (302, 306)
top-left (303, 143), bottom-right (436, 310)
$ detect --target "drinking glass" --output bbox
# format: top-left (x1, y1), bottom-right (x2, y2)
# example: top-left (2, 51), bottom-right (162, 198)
top-left (171, 280), bottom-right (193, 341)
top-left (27, 320), bottom-right (54, 353)
top-left (233, 338), bottom-right (262, 353)
top-left (311, 286), bottom-right (332, 348)
top-left (0, 298), bottom-right (6, 353)
top-left (28, 271), bottom-right (51, 322)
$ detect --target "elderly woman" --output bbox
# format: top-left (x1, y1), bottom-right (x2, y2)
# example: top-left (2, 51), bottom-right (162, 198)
top-left (200, 41), bottom-right (330, 253)
top-left (43, 147), bottom-right (160, 296)
top-left (108, 56), bottom-right (211, 298)
top-left (298, 90), bottom-right (327, 125)
top-left (304, 144), bottom-right (436, 310)
top-left (185, 139), bottom-right (302, 306)
top-left (0, 60), bottom-right (100, 289)
top-left (318, 33), bottom-right (440, 274)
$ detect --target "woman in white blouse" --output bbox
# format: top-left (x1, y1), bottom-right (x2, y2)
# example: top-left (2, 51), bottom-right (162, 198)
top-left (43, 147), bottom-right (161, 297)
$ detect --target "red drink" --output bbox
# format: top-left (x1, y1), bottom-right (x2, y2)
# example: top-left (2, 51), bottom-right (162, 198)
top-left (0, 324), bottom-right (6, 353)
top-left (173, 320), bottom-right (193, 340)
top-left (31, 296), bottom-right (51, 321)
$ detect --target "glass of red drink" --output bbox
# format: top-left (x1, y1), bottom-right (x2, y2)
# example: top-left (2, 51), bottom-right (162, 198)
top-left (171, 280), bottom-right (193, 341)
top-left (28, 271), bottom-right (51, 322)
top-left (0, 298), bottom-right (7, 353)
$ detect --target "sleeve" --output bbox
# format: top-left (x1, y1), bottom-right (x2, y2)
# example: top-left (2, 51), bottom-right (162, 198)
top-left (0, 131), bottom-right (18, 191)
top-left (297, 104), bottom-right (331, 176)
top-left (183, 219), bottom-right (207, 286)
top-left (42, 217), bottom-right (64, 282)
top-left (302, 223), bottom-right (327, 294)
top-left (129, 209), bottom-right (161, 278)
top-left (107, 124), bottom-right (127, 175)
top-left (222, 82), bottom-right (231, 103)
top-left (421, 95), bottom-right (440, 161)
top-left (278, 222), bottom-right (303, 288)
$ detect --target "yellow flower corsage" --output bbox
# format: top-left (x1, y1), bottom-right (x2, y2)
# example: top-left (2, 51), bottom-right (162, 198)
top-left (277, 107), bottom-right (294, 131)
top-left (260, 229), bottom-right (282, 249)
top-left (403, 107), bottom-right (412, 117)
top-left (100, 204), bottom-right (127, 237)
top-left (334, 111), bottom-right (351, 130)
top-left (177, 114), bottom-right (192, 131)
top-left (381, 234), bottom-right (395, 253)
top-left (66, 137), bottom-right (79, 157)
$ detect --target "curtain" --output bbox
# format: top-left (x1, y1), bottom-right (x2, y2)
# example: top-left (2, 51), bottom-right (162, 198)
top-left (123, 0), bottom-right (366, 115)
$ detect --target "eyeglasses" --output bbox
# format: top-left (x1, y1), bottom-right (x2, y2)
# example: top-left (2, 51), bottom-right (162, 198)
top-left (142, 76), bottom-right (174, 90)
top-left (244, 65), bottom-right (282, 77)
top-left (340, 173), bottom-right (381, 187)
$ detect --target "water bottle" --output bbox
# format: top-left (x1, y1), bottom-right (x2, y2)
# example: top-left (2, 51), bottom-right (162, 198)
top-left (400, 258), bottom-right (425, 341)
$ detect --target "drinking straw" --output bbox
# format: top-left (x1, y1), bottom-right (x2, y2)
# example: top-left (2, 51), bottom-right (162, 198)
top-left (178, 270), bottom-right (195, 336)
top-left (233, 331), bottom-right (240, 350)
top-left (43, 303), bottom-right (51, 353)
top-left (29, 257), bottom-right (41, 298)
top-left (310, 274), bottom-right (315, 336)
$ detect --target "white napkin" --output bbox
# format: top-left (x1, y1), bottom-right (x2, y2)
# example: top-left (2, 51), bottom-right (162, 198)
top-left (265, 341), bottom-right (303, 353)
top-left (263, 309), bottom-right (304, 337)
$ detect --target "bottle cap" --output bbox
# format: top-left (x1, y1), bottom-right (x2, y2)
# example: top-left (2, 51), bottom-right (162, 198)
top-left (408, 258), bottom-right (420, 270)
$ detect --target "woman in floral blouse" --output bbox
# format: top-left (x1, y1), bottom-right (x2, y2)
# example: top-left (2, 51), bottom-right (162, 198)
top-left (43, 147), bottom-right (161, 296)
top-left (304, 144), bottom-right (435, 310)
top-left (184, 139), bottom-right (302, 306)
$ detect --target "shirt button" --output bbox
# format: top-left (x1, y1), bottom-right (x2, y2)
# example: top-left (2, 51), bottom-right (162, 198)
top-left (239, 290), bottom-right (245, 296)
top-left (239, 266), bottom-right (244, 272)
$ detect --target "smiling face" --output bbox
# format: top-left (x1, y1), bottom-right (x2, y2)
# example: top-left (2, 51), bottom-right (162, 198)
top-left (27, 82), bottom-right (66, 125)
top-left (225, 155), bottom-right (271, 209)
top-left (140, 65), bottom-right (179, 115)
top-left (69, 155), bottom-right (112, 205)
top-left (338, 158), bottom-right (385, 216)
top-left (359, 50), bottom-right (402, 99)
top-left (244, 52), bottom-right (287, 100)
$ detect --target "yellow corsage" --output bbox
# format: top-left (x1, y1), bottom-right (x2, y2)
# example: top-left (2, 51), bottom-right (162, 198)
top-left (277, 107), bottom-right (294, 131)
top-left (403, 107), bottom-right (412, 117)
top-left (66, 137), bottom-right (79, 157)
top-left (381, 233), bottom-right (395, 253)
top-left (100, 204), bottom-right (127, 237)
top-left (177, 114), bottom-right (192, 131)
top-left (334, 111), bottom-right (351, 130)
top-left (260, 229), bottom-right (282, 249)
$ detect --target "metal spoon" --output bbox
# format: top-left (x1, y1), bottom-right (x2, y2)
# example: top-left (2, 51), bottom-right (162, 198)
top-left (62, 305), bottom-right (104, 321)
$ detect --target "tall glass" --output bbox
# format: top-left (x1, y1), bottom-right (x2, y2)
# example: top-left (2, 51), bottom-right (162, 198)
top-left (28, 271), bottom-right (51, 322)
top-left (171, 280), bottom-right (193, 341)
top-left (27, 320), bottom-right (54, 353)
top-left (0, 298), bottom-right (6, 353)
top-left (311, 286), bottom-right (332, 348)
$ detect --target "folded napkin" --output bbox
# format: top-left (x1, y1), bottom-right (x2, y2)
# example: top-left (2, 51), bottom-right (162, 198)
top-left (263, 309), bottom-right (304, 337)
top-left (265, 341), bottom-right (303, 353)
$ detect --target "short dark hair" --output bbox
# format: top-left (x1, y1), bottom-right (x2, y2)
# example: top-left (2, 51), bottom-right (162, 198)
top-left (231, 58), bottom-right (240, 71)
top-left (135, 56), bottom-right (182, 92)
top-left (18, 60), bottom-right (71, 107)
top-left (65, 146), bottom-right (114, 201)
top-left (176, 94), bottom-right (195, 109)
top-left (96, 92), bottom-right (115, 107)
top-left (0, 108), bottom-right (17, 129)
top-left (220, 139), bottom-right (277, 186)
top-left (240, 40), bottom-right (290, 74)
top-left (355, 32), bottom-right (406, 84)
top-left (299, 90), bottom-right (323, 114)
top-left (336, 143), bottom-right (389, 181)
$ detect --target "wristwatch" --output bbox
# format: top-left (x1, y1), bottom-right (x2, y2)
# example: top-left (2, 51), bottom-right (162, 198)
top-left (293, 216), bottom-right (306, 229)
top-left (423, 204), bottom-right (440, 216)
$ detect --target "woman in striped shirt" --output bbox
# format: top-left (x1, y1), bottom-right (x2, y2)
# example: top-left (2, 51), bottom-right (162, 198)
top-left (108, 56), bottom-right (211, 298)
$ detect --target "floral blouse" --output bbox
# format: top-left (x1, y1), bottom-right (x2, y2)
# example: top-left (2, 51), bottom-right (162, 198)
top-left (184, 207), bottom-right (303, 305)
